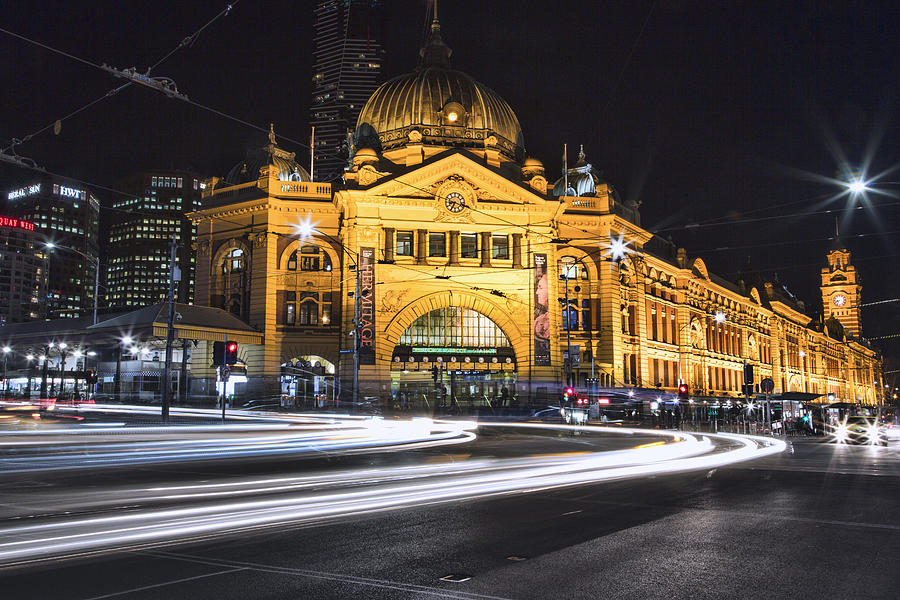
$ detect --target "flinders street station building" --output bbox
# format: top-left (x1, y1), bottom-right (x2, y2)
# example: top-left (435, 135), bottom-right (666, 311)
top-left (190, 16), bottom-right (883, 409)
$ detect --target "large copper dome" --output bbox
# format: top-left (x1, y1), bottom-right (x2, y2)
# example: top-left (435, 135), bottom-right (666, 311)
top-left (354, 18), bottom-right (524, 163)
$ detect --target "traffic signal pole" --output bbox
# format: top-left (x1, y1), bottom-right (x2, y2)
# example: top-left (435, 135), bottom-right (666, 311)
top-left (221, 334), bottom-right (229, 423)
top-left (161, 234), bottom-right (177, 423)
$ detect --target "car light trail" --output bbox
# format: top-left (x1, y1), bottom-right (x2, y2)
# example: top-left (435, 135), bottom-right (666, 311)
top-left (0, 417), bottom-right (475, 473)
top-left (0, 425), bottom-right (784, 569)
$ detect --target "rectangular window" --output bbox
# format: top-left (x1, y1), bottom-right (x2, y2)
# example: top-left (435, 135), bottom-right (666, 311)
top-left (285, 299), bottom-right (296, 325)
top-left (300, 256), bottom-right (320, 271)
top-left (151, 177), bottom-right (157, 187)
top-left (177, 177), bottom-right (183, 188)
top-left (581, 299), bottom-right (591, 330)
top-left (299, 301), bottom-right (318, 325)
top-left (396, 231), bottom-right (414, 256)
top-left (492, 235), bottom-right (509, 260)
top-left (429, 232), bottom-right (446, 257)
top-left (460, 233), bottom-right (478, 258)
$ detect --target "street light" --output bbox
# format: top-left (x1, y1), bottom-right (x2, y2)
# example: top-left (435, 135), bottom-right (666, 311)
top-left (45, 242), bottom-right (100, 325)
top-left (291, 216), bottom-right (364, 406)
top-left (847, 179), bottom-right (868, 194)
top-left (2, 346), bottom-right (10, 397)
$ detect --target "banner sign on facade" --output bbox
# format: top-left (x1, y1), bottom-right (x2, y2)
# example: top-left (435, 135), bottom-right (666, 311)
top-left (533, 253), bottom-right (551, 366)
top-left (358, 247), bottom-right (376, 365)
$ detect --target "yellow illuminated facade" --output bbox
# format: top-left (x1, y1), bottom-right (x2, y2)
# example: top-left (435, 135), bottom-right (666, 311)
top-left (190, 16), bottom-right (882, 407)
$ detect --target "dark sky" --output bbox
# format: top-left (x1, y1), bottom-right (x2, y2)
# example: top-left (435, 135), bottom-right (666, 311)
top-left (1, 0), bottom-right (899, 370)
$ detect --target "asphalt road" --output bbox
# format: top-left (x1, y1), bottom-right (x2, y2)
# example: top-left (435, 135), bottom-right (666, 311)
top-left (1, 432), bottom-right (898, 599)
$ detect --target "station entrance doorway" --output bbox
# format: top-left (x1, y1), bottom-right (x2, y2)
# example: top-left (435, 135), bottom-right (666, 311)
top-left (388, 306), bottom-right (517, 411)
top-left (281, 355), bottom-right (335, 408)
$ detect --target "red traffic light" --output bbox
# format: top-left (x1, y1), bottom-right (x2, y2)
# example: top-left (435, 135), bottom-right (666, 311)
top-left (678, 383), bottom-right (689, 398)
top-left (227, 342), bottom-right (237, 353)
top-left (564, 387), bottom-right (574, 396)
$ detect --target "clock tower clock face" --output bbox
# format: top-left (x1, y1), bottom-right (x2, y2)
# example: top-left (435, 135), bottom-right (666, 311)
top-left (833, 294), bottom-right (846, 307)
top-left (444, 192), bottom-right (466, 213)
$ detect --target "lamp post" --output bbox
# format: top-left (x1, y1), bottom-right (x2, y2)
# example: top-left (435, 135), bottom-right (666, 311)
top-left (290, 220), bottom-right (363, 406)
top-left (56, 342), bottom-right (68, 398)
top-left (72, 348), bottom-right (83, 398)
top-left (25, 353), bottom-right (35, 399)
top-left (2, 346), bottom-right (10, 398)
top-left (45, 242), bottom-right (100, 325)
top-left (557, 258), bottom-right (581, 389)
top-left (39, 346), bottom-right (50, 398)
top-left (115, 336), bottom-right (132, 402)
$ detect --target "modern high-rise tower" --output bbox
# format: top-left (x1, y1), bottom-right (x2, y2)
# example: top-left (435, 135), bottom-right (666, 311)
top-left (310, 0), bottom-right (384, 182)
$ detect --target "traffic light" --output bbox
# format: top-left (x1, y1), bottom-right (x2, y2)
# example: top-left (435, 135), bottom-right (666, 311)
top-left (743, 362), bottom-right (754, 385)
top-left (225, 341), bottom-right (238, 365)
top-left (563, 387), bottom-right (574, 401)
top-left (678, 383), bottom-right (689, 400)
top-left (431, 366), bottom-right (439, 382)
top-left (212, 341), bottom-right (225, 366)
top-left (213, 341), bottom-right (239, 365)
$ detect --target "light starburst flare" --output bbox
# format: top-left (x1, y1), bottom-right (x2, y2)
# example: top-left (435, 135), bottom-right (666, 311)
top-left (293, 211), bottom-right (319, 241)
top-left (600, 232), bottom-right (635, 262)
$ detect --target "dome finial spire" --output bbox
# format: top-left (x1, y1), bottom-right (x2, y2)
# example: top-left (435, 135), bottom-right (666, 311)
top-left (419, 1), bottom-right (452, 69)
top-left (268, 123), bottom-right (276, 145)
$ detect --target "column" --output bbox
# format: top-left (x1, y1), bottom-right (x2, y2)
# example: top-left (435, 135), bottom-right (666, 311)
top-left (480, 232), bottom-right (492, 268)
top-left (448, 231), bottom-right (460, 266)
top-left (383, 227), bottom-right (395, 263)
top-left (416, 229), bottom-right (427, 265)
top-left (512, 233), bottom-right (523, 268)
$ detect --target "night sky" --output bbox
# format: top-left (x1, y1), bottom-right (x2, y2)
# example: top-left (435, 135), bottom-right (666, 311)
top-left (1, 0), bottom-right (899, 372)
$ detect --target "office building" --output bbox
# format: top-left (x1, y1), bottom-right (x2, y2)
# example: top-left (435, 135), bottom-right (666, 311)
top-left (4, 176), bottom-right (100, 319)
top-left (311, 0), bottom-right (384, 181)
top-left (107, 170), bottom-right (203, 309)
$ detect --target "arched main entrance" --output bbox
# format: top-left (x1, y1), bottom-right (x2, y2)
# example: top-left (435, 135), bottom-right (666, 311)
top-left (390, 306), bottom-right (517, 410)
top-left (281, 355), bottom-right (335, 408)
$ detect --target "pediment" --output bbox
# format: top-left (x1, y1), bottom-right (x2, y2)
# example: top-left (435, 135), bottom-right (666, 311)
top-left (367, 153), bottom-right (543, 206)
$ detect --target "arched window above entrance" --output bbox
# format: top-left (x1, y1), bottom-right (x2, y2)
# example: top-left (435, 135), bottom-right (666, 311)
top-left (222, 248), bottom-right (244, 274)
top-left (398, 307), bottom-right (511, 348)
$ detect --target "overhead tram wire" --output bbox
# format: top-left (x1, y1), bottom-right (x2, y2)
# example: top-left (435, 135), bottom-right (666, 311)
top-left (11, 19), bottom-right (891, 268)
top-left (1, 82), bottom-right (132, 155)
top-left (2, 3), bottom-right (240, 155)
top-left (0, 20), bottom-right (336, 162)
top-left (147, 1), bottom-right (240, 73)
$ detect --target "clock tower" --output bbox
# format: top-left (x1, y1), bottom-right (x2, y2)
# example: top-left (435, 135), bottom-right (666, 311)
top-left (821, 241), bottom-right (862, 337)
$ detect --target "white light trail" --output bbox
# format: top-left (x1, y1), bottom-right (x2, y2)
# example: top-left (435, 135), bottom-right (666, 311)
top-left (0, 425), bottom-right (784, 568)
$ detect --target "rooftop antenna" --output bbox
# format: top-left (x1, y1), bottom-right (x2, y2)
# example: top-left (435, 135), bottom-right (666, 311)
top-left (563, 143), bottom-right (568, 199)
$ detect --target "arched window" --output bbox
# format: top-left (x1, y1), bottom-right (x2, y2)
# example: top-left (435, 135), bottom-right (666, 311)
top-left (398, 307), bottom-right (511, 348)
top-left (560, 256), bottom-right (579, 280)
top-left (292, 245), bottom-right (332, 271)
top-left (222, 248), bottom-right (244, 274)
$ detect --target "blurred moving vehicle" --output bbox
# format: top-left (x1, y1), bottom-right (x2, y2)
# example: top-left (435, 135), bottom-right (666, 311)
top-left (831, 415), bottom-right (888, 445)
top-left (240, 398), bottom-right (282, 411)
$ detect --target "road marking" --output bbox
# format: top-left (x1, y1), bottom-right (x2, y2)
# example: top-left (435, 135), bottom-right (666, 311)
top-left (560, 510), bottom-right (582, 516)
top-left (440, 574), bottom-right (472, 582)
top-left (78, 567), bottom-right (246, 600)
top-left (143, 550), bottom-right (515, 600)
